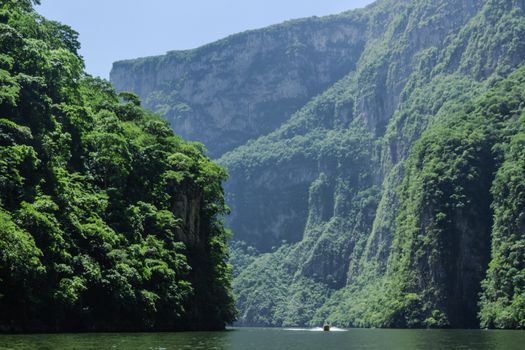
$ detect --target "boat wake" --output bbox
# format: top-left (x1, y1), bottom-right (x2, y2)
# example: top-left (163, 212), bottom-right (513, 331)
top-left (283, 327), bottom-right (347, 332)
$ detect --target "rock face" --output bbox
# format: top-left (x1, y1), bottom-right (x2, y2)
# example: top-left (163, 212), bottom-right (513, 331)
top-left (111, 0), bottom-right (525, 329)
top-left (111, 15), bottom-right (368, 158)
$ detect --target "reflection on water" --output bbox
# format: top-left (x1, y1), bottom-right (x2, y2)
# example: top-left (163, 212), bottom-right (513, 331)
top-left (0, 328), bottom-right (524, 350)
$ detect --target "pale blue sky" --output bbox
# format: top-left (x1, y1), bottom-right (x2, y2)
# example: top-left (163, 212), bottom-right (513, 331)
top-left (36, 1), bottom-right (374, 78)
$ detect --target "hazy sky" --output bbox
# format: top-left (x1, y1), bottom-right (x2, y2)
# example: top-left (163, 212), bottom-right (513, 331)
top-left (36, 1), bottom-right (374, 79)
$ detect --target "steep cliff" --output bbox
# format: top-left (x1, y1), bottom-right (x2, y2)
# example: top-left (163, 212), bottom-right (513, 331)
top-left (111, 13), bottom-right (368, 158)
top-left (111, 0), bottom-right (525, 328)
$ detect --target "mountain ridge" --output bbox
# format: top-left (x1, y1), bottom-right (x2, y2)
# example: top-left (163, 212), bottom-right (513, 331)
top-left (111, 0), bottom-right (525, 329)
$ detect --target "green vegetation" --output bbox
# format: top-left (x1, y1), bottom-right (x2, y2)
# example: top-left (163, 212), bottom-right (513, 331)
top-left (222, 0), bottom-right (525, 329)
top-left (478, 81), bottom-right (525, 329)
top-left (0, 0), bottom-right (235, 332)
top-left (109, 0), bottom-right (525, 330)
top-left (382, 66), bottom-right (525, 328)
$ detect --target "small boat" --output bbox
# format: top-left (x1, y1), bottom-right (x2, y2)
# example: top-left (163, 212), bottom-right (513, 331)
top-left (323, 324), bottom-right (330, 331)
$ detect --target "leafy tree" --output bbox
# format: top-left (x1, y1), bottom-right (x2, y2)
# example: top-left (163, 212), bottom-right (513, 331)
top-left (0, 1), bottom-right (235, 332)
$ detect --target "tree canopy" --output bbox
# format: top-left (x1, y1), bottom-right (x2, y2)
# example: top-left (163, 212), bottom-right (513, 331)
top-left (0, 1), bottom-right (235, 332)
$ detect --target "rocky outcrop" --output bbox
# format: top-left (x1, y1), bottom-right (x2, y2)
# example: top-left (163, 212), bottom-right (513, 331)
top-left (111, 14), bottom-right (368, 157)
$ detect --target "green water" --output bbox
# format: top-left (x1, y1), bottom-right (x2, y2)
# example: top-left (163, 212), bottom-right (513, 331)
top-left (0, 328), bottom-right (524, 350)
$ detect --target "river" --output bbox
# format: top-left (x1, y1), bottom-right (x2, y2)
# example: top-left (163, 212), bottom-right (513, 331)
top-left (1, 327), bottom-right (524, 349)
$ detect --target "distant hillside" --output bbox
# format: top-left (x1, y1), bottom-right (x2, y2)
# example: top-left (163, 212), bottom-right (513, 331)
top-left (111, 13), bottom-right (368, 158)
top-left (111, 0), bottom-right (525, 329)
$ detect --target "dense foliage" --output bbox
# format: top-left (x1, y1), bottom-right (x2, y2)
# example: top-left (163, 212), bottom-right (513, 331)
top-left (0, 0), bottom-right (235, 332)
top-left (222, 0), bottom-right (525, 329)
top-left (378, 66), bottom-right (525, 328)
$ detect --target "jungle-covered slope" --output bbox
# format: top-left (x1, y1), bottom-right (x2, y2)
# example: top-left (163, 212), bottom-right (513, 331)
top-left (0, 0), bottom-right (235, 332)
top-left (111, 0), bottom-right (525, 328)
